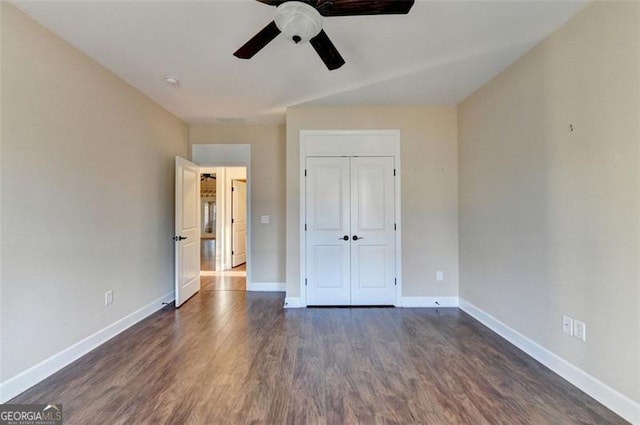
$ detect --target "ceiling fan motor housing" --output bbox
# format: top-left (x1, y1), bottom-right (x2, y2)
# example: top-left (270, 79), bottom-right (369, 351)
top-left (274, 1), bottom-right (322, 44)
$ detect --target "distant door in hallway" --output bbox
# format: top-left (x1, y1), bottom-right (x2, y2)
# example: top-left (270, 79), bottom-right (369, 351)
top-left (231, 179), bottom-right (247, 267)
top-left (305, 156), bottom-right (396, 306)
top-left (175, 156), bottom-right (201, 307)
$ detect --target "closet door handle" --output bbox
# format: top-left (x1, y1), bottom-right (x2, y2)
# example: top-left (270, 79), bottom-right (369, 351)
top-left (352, 235), bottom-right (363, 241)
top-left (340, 235), bottom-right (349, 241)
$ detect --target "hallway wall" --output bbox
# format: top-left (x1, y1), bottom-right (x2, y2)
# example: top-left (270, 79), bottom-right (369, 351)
top-left (458, 0), bottom-right (639, 407)
top-left (189, 124), bottom-right (285, 284)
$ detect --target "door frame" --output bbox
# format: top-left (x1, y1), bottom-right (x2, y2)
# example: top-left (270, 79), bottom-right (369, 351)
top-left (299, 130), bottom-right (402, 307)
top-left (192, 144), bottom-right (252, 287)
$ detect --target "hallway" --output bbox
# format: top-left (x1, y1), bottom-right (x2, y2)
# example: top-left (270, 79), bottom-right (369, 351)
top-left (201, 239), bottom-right (216, 272)
top-left (201, 239), bottom-right (246, 292)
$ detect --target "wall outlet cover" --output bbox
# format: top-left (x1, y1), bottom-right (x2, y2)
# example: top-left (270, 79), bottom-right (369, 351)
top-left (105, 290), bottom-right (113, 306)
top-left (573, 320), bottom-right (586, 342)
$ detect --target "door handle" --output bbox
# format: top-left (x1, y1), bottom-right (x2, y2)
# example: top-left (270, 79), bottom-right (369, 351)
top-left (352, 235), bottom-right (363, 241)
top-left (173, 236), bottom-right (188, 241)
top-left (339, 235), bottom-right (349, 241)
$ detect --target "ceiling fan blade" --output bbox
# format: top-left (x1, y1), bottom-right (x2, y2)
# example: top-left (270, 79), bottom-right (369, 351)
top-left (254, 0), bottom-right (287, 6)
top-left (317, 0), bottom-right (415, 17)
top-left (309, 30), bottom-right (345, 71)
top-left (234, 21), bottom-right (282, 59)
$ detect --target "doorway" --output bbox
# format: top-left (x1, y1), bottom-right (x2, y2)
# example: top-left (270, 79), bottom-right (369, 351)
top-left (216, 167), bottom-right (247, 273)
top-left (200, 171), bottom-right (217, 273)
top-left (192, 143), bottom-right (252, 291)
top-left (199, 166), bottom-right (248, 291)
top-left (200, 167), bottom-right (248, 270)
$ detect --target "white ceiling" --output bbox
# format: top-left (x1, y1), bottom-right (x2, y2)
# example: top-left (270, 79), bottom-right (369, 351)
top-left (13, 0), bottom-right (587, 124)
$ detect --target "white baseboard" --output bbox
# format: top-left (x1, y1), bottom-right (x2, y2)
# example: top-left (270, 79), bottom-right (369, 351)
top-left (247, 282), bottom-right (285, 292)
top-left (459, 298), bottom-right (640, 425)
top-left (400, 296), bottom-right (459, 308)
top-left (283, 297), bottom-right (305, 308)
top-left (0, 292), bottom-right (174, 403)
top-left (284, 296), bottom-right (460, 309)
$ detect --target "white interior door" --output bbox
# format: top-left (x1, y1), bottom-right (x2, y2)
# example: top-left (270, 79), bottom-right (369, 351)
top-left (305, 157), bottom-right (351, 305)
top-left (350, 157), bottom-right (396, 305)
top-left (305, 156), bottom-right (395, 306)
top-left (175, 156), bottom-right (201, 307)
top-left (231, 179), bottom-right (247, 267)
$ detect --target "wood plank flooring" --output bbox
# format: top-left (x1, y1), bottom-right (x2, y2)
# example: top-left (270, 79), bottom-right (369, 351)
top-left (201, 274), bottom-right (246, 292)
top-left (10, 289), bottom-right (627, 424)
top-left (201, 239), bottom-right (216, 271)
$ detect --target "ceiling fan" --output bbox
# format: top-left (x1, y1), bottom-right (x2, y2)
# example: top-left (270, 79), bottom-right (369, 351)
top-left (233, 0), bottom-right (415, 71)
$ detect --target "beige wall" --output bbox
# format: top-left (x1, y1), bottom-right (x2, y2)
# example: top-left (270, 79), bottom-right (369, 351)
top-left (189, 124), bottom-right (286, 283)
top-left (286, 106), bottom-right (459, 299)
top-left (458, 1), bottom-right (639, 403)
top-left (1, 3), bottom-right (188, 382)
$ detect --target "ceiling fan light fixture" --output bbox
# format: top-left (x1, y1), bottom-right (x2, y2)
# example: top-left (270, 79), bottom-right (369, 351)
top-left (274, 1), bottom-right (322, 44)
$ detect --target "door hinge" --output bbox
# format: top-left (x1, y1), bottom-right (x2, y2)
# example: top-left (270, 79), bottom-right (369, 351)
top-left (232, 218), bottom-right (235, 224)
top-left (393, 169), bottom-right (396, 176)
top-left (304, 223), bottom-right (307, 231)
top-left (232, 250), bottom-right (235, 255)
top-left (394, 223), bottom-right (397, 231)
top-left (232, 186), bottom-right (235, 192)
top-left (395, 278), bottom-right (397, 286)
top-left (305, 169), bottom-right (307, 177)
top-left (305, 278), bottom-right (308, 286)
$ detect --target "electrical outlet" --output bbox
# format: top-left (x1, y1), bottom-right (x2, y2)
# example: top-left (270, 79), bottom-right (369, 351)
top-left (436, 271), bottom-right (444, 281)
top-left (105, 290), bottom-right (113, 306)
top-left (573, 320), bottom-right (586, 342)
top-left (562, 315), bottom-right (573, 335)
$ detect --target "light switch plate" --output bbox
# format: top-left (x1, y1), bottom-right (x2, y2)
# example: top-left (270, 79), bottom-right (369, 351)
top-left (562, 315), bottom-right (573, 335)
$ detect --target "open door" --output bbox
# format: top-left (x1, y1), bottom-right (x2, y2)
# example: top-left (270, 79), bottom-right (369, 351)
top-left (175, 156), bottom-right (201, 307)
top-left (231, 179), bottom-right (247, 267)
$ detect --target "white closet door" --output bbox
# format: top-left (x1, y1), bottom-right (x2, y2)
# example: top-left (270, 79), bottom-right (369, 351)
top-left (350, 157), bottom-right (396, 305)
top-left (305, 156), bottom-right (396, 306)
top-left (305, 157), bottom-right (351, 305)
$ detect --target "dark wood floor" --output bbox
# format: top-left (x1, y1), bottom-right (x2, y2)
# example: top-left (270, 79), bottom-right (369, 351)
top-left (201, 239), bottom-right (247, 274)
top-left (10, 288), bottom-right (626, 424)
top-left (201, 274), bottom-right (246, 292)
